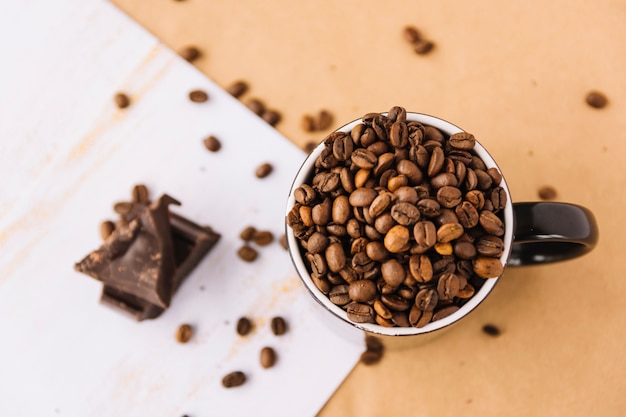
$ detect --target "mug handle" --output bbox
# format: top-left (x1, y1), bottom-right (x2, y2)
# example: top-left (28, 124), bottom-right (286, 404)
top-left (509, 202), bottom-right (599, 266)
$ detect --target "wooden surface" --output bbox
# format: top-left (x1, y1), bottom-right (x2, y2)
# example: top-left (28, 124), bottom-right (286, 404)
top-left (109, 0), bottom-right (626, 416)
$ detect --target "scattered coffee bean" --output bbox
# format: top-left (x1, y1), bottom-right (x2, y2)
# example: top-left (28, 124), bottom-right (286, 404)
top-left (585, 91), bottom-right (608, 109)
top-left (270, 316), bottom-right (287, 335)
top-left (262, 109), bottom-right (282, 126)
top-left (482, 323), bottom-right (501, 337)
top-left (237, 245), bottom-right (258, 262)
top-left (403, 26), bottom-right (421, 43)
top-left (538, 185), bottom-right (557, 200)
top-left (302, 110), bottom-right (334, 132)
top-left (255, 162), bottom-right (273, 178)
top-left (260, 346), bottom-right (277, 368)
top-left (226, 80), bottom-right (248, 98)
top-left (222, 371), bottom-right (246, 388)
top-left (131, 184), bottom-right (149, 204)
top-left (287, 106), bottom-right (507, 328)
top-left (114, 92), bottom-right (130, 109)
top-left (203, 135), bottom-right (221, 152)
top-left (302, 115), bottom-right (315, 132)
top-left (113, 201), bottom-right (133, 215)
top-left (252, 230), bottom-right (274, 246)
top-left (360, 335), bottom-right (384, 365)
top-left (402, 25), bottom-right (435, 55)
top-left (176, 324), bottom-right (193, 343)
top-left (189, 89), bottom-right (209, 103)
top-left (304, 141), bottom-right (318, 153)
top-left (99, 220), bottom-right (115, 240)
top-left (413, 40), bottom-right (435, 55)
top-left (236, 317), bottom-right (253, 336)
top-left (279, 234), bottom-right (288, 250)
top-left (179, 46), bottom-right (201, 62)
top-left (239, 226), bottom-right (257, 241)
top-left (247, 98), bottom-right (265, 116)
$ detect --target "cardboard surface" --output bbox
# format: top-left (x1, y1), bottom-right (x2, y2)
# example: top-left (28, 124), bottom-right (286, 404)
top-left (94, 0), bottom-right (626, 414)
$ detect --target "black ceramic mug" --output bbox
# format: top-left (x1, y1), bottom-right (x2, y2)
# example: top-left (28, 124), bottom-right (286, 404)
top-left (286, 112), bottom-right (598, 340)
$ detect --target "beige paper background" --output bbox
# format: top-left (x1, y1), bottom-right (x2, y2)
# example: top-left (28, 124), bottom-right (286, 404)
top-left (110, 0), bottom-right (626, 415)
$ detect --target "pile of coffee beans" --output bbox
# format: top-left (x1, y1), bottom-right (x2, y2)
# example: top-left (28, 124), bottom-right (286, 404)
top-left (287, 106), bottom-right (507, 328)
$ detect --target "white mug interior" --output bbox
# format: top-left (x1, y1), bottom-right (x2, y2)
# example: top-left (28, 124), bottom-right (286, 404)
top-left (286, 112), bottom-right (515, 337)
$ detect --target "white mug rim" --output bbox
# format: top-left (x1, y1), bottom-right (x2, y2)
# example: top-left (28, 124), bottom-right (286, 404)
top-left (286, 112), bottom-right (515, 336)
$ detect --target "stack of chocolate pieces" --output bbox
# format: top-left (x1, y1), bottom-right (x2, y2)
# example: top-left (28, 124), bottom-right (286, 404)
top-left (75, 192), bottom-right (220, 321)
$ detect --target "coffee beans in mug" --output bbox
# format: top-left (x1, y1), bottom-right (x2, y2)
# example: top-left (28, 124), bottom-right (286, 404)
top-left (287, 106), bottom-right (508, 328)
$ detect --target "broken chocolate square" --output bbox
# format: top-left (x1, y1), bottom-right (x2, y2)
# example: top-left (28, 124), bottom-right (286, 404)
top-left (75, 194), bottom-right (220, 321)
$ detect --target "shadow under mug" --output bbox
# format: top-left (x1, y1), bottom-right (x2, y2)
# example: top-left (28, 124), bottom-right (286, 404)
top-left (285, 112), bottom-right (598, 345)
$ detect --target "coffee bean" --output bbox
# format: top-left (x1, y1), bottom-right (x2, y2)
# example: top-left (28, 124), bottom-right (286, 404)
top-left (203, 135), bottom-right (221, 152)
top-left (316, 110), bottom-right (334, 130)
top-left (351, 148), bottom-right (378, 169)
top-left (432, 305), bottom-right (459, 321)
top-left (448, 132), bottom-right (476, 150)
top-left (454, 241), bottom-right (477, 260)
top-left (538, 185), bottom-right (557, 200)
top-left (437, 273), bottom-right (461, 300)
top-left (349, 187), bottom-right (378, 207)
top-left (381, 294), bottom-right (410, 311)
top-left (236, 317), bottom-right (253, 336)
top-left (246, 98), bottom-right (265, 115)
top-left (413, 39), bottom-right (435, 55)
top-left (262, 109), bottom-right (281, 126)
top-left (381, 259), bottom-right (406, 287)
top-left (472, 256), bottom-right (504, 278)
top-left (237, 245), bottom-right (258, 262)
top-left (482, 324), bottom-right (502, 337)
top-left (252, 230), bottom-right (274, 246)
top-left (396, 159), bottom-right (423, 184)
top-left (479, 211), bottom-right (505, 236)
top-left (294, 184), bottom-right (316, 205)
top-left (490, 187), bottom-right (507, 211)
top-left (403, 26), bottom-right (421, 43)
top-left (415, 288), bottom-right (438, 311)
top-left (270, 316), bottom-right (288, 335)
top-left (436, 186), bottom-right (462, 208)
top-left (434, 242), bottom-right (453, 255)
top-left (409, 304), bottom-right (433, 327)
top-left (412, 221), bottom-right (437, 253)
top-left (346, 302), bottom-right (375, 323)
top-left (475, 235), bottom-right (505, 257)
top-left (585, 91), bottom-right (608, 109)
top-left (390, 202), bottom-right (420, 225)
top-left (179, 46), bottom-right (201, 62)
top-left (360, 349), bottom-right (383, 365)
top-left (114, 92), bottom-right (130, 109)
top-left (222, 371), bottom-right (246, 388)
top-left (437, 222), bottom-right (464, 243)
top-left (255, 162), bottom-right (273, 178)
top-left (487, 167), bottom-right (502, 185)
top-left (349, 279), bottom-right (377, 302)
top-left (239, 226), bottom-right (256, 241)
top-left (113, 201), bottom-right (133, 215)
top-left (189, 89), bottom-right (209, 103)
top-left (176, 324), bottom-right (193, 343)
top-left (260, 346), bottom-right (277, 368)
top-left (226, 80), bottom-right (248, 98)
top-left (100, 220), bottom-right (115, 240)
top-left (408, 254), bottom-right (433, 283)
top-left (329, 285), bottom-right (351, 305)
top-left (383, 225), bottom-right (410, 253)
top-left (455, 201), bottom-right (479, 228)
top-left (430, 172), bottom-right (458, 189)
top-left (388, 106), bottom-right (407, 123)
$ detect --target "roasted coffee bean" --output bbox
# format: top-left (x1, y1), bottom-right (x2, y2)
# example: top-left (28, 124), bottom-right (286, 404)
top-left (313, 171), bottom-right (340, 193)
top-left (246, 98), bottom-right (265, 115)
top-left (352, 251), bottom-right (375, 273)
top-left (386, 174), bottom-right (407, 192)
top-left (391, 310), bottom-right (410, 327)
top-left (408, 254), bottom-right (433, 283)
top-left (389, 121), bottom-right (408, 148)
top-left (203, 135), bottom-right (222, 152)
top-left (373, 214), bottom-right (394, 234)
top-left (131, 184), bottom-right (149, 204)
top-left (437, 222), bottom-right (464, 243)
top-left (394, 186), bottom-right (418, 204)
top-left (294, 184), bottom-right (316, 205)
top-left (315, 110), bottom-right (334, 130)
top-left (435, 209), bottom-right (459, 226)
top-left (412, 220), bottom-right (437, 253)
top-left (390, 202), bottom-right (420, 225)
top-left (262, 109), bottom-right (281, 126)
top-left (432, 305), bottom-right (459, 321)
top-left (369, 192), bottom-right (393, 218)
top-left (238, 245), bottom-right (258, 262)
top-left (372, 116), bottom-right (388, 140)
top-left (482, 324), bottom-right (502, 336)
top-left (409, 304), bottom-right (433, 327)
top-left (465, 189), bottom-right (485, 210)
top-left (346, 302), bottom-right (375, 323)
top-left (179, 46), bottom-right (201, 62)
top-left (373, 152), bottom-right (395, 177)
top-left (300, 205), bottom-right (314, 227)
top-left (255, 162), bottom-right (273, 178)
top-left (381, 294), bottom-right (410, 311)
top-left (339, 167), bottom-right (355, 193)
top-left (239, 226), bottom-right (256, 241)
top-left (260, 346), bottom-right (277, 368)
top-left (538, 185), bottom-right (557, 200)
top-left (457, 283), bottom-right (475, 298)
top-left (434, 242), bottom-right (453, 255)
top-left (449, 132), bottom-right (476, 150)
top-left (475, 169), bottom-right (493, 191)
top-left (226, 80), bottom-right (248, 98)
top-left (430, 172), bottom-right (458, 189)
top-left (454, 241), bottom-right (477, 260)
top-left (455, 201), bottom-right (479, 228)
top-left (585, 91), bottom-right (608, 109)
top-left (189, 89), bottom-right (209, 103)
top-left (318, 146), bottom-right (339, 169)
top-left (381, 259), bottom-right (406, 287)
top-left (426, 146), bottom-right (445, 177)
top-left (332, 133), bottom-right (354, 161)
top-left (479, 211), bottom-right (505, 236)
top-left (473, 256), bottom-right (504, 278)
top-left (329, 285), bottom-right (351, 305)
top-left (100, 220), bottom-right (115, 240)
top-left (437, 186), bottom-right (462, 208)
top-left (270, 316), bottom-right (288, 335)
top-left (312, 198), bottom-right (332, 225)
top-left (114, 92), bottom-right (130, 109)
top-left (416, 198), bottom-right (440, 218)
top-left (373, 299), bottom-right (393, 320)
top-left (236, 317), bottom-right (253, 336)
top-left (415, 288), bottom-right (438, 311)
top-left (353, 169), bottom-right (370, 189)
top-left (364, 241), bottom-right (388, 262)
top-left (360, 349), bottom-right (383, 365)
top-left (433, 257), bottom-right (456, 275)
top-left (301, 114), bottom-right (315, 132)
top-left (222, 371), bottom-right (246, 388)
top-left (311, 273), bottom-right (331, 294)
top-left (326, 242), bottom-right (346, 272)
top-left (487, 167), bottom-right (502, 185)
top-left (176, 324), bottom-right (193, 343)
top-left (113, 201), bottom-right (133, 215)
top-left (253, 230), bottom-right (274, 246)
top-left (403, 26), bottom-right (421, 43)
top-left (437, 273), bottom-right (461, 300)
top-left (307, 232), bottom-right (329, 254)
top-left (397, 285), bottom-right (417, 300)
top-left (490, 187), bottom-right (507, 211)
top-left (465, 168), bottom-right (478, 190)
top-left (349, 279), bottom-right (377, 302)
top-left (396, 159), bottom-right (423, 184)
top-left (351, 148), bottom-right (378, 169)
top-left (349, 187), bottom-right (378, 207)
top-left (384, 225), bottom-right (410, 253)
